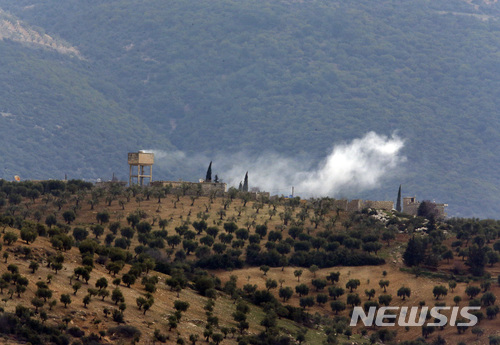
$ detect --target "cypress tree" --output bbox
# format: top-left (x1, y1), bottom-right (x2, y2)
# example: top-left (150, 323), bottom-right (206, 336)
top-left (238, 182), bottom-right (243, 191)
top-left (466, 244), bottom-right (487, 276)
top-left (205, 162), bottom-right (212, 182)
top-left (242, 172), bottom-right (248, 192)
top-left (403, 236), bottom-right (426, 267)
top-left (396, 185), bottom-right (402, 212)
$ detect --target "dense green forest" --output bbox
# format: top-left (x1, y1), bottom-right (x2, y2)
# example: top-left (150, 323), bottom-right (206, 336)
top-left (0, 0), bottom-right (499, 217)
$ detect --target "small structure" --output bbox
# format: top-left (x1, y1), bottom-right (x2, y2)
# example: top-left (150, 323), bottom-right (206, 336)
top-left (332, 199), bottom-right (394, 213)
top-left (128, 151), bottom-right (154, 186)
top-left (403, 197), bottom-right (448, 219)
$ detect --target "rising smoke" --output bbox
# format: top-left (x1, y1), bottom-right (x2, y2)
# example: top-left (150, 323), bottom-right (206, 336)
top-left (146, 131), bottom-right (405, 197)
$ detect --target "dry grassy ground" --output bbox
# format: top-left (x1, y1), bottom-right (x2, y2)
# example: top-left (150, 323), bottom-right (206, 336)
top-left (0, 233), bottom-right (261, 345)
top-left (217, 264), bottom-right (500, 344)
top-left (1, 192), bottom-right (499, 344)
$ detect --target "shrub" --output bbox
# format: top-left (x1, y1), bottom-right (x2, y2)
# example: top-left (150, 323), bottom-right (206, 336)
top-left (67, 326), bottom-right (85, 338)
top-left (108, 325), bottom-right (141, 339)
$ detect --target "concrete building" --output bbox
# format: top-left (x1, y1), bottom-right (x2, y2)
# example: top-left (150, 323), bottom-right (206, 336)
top-left (331, 199), bottom-right (394, 213)
top-left (128, 152), bottom-right (154, 186)
top-left (403, 197), bottom-right (448, 219)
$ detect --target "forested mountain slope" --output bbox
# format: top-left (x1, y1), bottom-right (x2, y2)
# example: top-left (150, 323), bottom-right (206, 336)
top-left (0, 0), bottom-right (499, 217)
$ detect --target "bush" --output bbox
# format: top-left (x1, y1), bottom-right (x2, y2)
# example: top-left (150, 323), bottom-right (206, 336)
top-left (108, 325), bottom-right (141, 339)
top-left (194, 276), bottom-right (215, 296)
top-left (67, 326), bottom-right (85, 338)
top-left (154, 329), bottom-right (168, 342)
top-left (196, 253), bottom-right (244, 269)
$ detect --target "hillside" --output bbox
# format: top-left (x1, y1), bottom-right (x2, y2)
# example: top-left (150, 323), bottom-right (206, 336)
top-left (0, 181), bottom-right (500, 344)
top-left (0, 0), bottom-right (499, 217)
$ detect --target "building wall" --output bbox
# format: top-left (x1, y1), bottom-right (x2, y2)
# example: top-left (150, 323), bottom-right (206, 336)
top-left (402, 197), bottom-right (448, 219)
top-left (347, 199), bottom-right (363, 212)
top-left (331, 199), bottom-right (393, 212)
top-left (363, 200), bottom-right (394, 211)
top-left (403, 197), bottom-right (420, 216)
top-left (248, 191), bottom-right (271, 201)
top-left (128, 152), bottom-right (154, 165)
top-left (333, 199), bottom-right (348, 211)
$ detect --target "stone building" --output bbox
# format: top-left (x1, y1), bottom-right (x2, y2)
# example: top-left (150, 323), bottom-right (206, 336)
top-left (403, 197), bottom-right (448, 219)
top-left (332, 199), bottom-right (394, 213)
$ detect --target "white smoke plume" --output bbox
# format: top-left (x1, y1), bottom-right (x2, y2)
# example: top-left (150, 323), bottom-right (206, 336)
top-left (146, 131), bottom-right (405, 197)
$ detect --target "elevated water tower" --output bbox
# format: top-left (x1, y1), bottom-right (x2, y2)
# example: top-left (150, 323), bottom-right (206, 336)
top-left (128, 151), bottom-right (154, 186)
